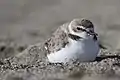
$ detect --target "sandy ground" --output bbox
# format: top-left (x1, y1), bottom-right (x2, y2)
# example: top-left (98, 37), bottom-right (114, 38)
top-left (0, 43), bottom-right (120, 80)
top-left (1, 0), bottom-right (120, 80)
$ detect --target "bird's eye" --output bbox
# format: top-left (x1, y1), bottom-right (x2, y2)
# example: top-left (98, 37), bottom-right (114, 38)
top-left (77, 27), bottom-right (81, 30)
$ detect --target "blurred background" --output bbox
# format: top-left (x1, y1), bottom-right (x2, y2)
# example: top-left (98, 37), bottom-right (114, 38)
top-left (0, 0), bottom-right (120, 51)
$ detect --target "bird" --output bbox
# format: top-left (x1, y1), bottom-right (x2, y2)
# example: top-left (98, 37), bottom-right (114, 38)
top-left (44, 18), bottom-right (100, 63)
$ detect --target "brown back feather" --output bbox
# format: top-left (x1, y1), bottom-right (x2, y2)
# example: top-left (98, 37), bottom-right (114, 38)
top-left (44, 23), bottom-right (69, 54)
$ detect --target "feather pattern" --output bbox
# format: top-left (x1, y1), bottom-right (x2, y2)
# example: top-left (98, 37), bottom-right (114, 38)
top-left (44, 23), bottom-right (69, 54)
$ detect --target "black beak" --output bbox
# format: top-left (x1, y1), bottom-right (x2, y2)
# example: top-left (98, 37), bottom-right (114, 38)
top-left (87, 30), bottom-right (98, 41)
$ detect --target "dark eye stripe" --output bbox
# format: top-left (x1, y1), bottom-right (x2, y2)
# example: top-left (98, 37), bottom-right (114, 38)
top-left (77, 27), bottom-right (81, 30)
top-left (78, 27), bottom-right (86, 32)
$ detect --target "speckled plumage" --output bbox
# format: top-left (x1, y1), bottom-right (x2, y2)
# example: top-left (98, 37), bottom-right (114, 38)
top-left (44, 22), bottom-right (70, 54)
top-left (44, 18), bottom-right (99, 63)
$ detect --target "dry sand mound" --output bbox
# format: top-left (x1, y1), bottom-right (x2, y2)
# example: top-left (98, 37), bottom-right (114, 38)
top-left (0, 42), bottom-right (120, 80)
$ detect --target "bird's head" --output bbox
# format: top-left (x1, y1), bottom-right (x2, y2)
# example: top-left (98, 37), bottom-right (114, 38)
top-left (68, 18), bottom-right (97, 40)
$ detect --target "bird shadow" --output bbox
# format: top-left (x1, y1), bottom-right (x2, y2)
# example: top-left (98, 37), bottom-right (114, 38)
top-left (95, 55), bottom-right (120, 62)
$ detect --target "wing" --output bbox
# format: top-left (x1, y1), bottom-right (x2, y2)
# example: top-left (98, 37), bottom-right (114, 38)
top-left (44, 23), bottom-right (70, 54)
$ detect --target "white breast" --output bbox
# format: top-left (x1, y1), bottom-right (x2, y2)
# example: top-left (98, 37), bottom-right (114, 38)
top-left (47, 38), bottom-right (99, 63)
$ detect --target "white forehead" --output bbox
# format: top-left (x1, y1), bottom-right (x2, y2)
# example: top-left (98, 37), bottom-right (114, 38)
top-left (78, 26), bottom-right (86, 29)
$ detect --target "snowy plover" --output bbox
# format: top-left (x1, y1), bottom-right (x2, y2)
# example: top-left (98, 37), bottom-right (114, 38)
top-left (44, 18), bottom-right (99, 63)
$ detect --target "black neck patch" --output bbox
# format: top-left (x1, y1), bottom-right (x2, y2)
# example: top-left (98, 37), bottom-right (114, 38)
top-left (68, 33), bottom-right (82, 41)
